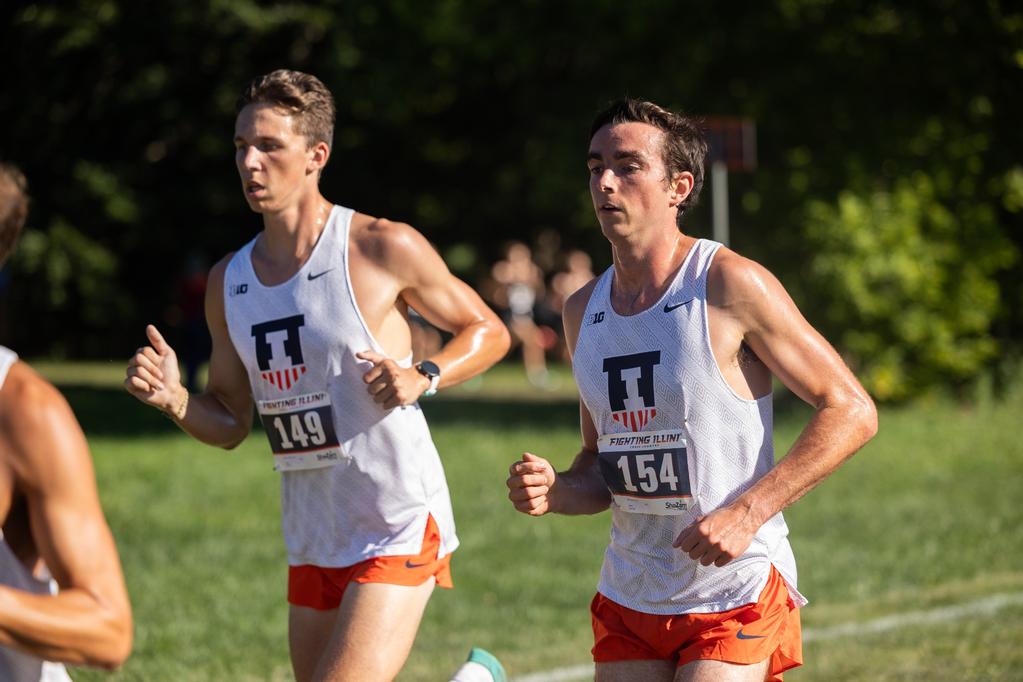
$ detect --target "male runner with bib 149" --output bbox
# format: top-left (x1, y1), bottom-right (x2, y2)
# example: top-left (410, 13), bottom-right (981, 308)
top-left (507, 99), bottom-right (877, 682)
top-left (124, 70), bottom-right (510, 682)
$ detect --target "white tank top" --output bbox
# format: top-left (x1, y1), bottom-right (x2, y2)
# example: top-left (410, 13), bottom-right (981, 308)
top-left (223, 206), bottom-right (458, 567)
top-left (573, 240), bottom-right (806, 614)
top-left (0, 347), bottom-right (15, 389)
top-left (0, 348), bottom-right (73, 682)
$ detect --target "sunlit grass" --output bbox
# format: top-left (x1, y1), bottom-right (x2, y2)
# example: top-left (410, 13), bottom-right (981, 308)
top-left (37, 362), bottom-right (1022, 681)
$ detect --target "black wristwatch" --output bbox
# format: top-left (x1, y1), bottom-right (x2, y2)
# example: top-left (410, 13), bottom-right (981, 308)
top-left (415, 360), bottom-right (441, 397)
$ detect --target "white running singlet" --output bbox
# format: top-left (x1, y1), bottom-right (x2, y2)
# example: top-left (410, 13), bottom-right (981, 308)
top-left (0, 347), bottom-right (73, 682)
top-left (573, 240), bottom-right (806, 615)
top-left (0, 346), bottom-right (14, 396)
top-left (223, 206), bottom-right (458, 567)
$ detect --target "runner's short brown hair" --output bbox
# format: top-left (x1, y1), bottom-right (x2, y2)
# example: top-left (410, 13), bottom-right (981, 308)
top-left (238, 69), bottom-right (336, 151)
top-left (590, 98), bottom-right (708, 226)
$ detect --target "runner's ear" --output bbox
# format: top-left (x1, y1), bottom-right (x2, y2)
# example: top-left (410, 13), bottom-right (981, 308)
top-left (669, 172), bottom-right (694, 207)
top-left (308, 140), bottom-right (330, 174)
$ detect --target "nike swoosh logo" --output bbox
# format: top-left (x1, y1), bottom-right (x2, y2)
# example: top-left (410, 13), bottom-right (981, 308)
top-left (307, 268), bottom-right (334, 281)
top-left (736, 628), bottom-right (766, 640)
top-left (663, 298), bottom-right (694, 313)
top-left (405, 559), bottom-right (429, 569)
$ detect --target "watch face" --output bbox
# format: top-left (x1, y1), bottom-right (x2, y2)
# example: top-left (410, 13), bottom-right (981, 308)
top-left (417, 360), bottom-right (440, 378)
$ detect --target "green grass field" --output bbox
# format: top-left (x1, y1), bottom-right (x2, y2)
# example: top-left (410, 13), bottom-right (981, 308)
top-left (32, 361), bottom-right (1023, 681)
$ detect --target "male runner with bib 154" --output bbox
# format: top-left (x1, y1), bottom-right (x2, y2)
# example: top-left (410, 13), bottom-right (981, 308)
top-left (124, 70), bottom-right (510, 682)
top-left (506, 99), bottom-right (877, 682)
top-left (0, 164), bottom-right (132, 681)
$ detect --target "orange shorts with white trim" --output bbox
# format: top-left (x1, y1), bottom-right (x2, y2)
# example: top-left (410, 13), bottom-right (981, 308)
top-left (591, 565), bottom-right (802, 681)
top-left (287, 514), bottom-right (454, 611)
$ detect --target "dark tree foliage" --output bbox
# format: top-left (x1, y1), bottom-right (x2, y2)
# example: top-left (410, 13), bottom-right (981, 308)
top-left (1, 0), bottom-right (1020, 399)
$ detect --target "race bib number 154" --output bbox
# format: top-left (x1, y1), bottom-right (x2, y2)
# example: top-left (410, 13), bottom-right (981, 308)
top-left (597, 429), bottom-right (692, 515)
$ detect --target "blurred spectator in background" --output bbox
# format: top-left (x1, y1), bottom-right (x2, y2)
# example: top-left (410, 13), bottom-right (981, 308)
top-left (531, 228), bottom-right (562, 274)
top-left (546, 249), bottom-right (595, 362)
top-left (486, 241), bottom-right (552, 388)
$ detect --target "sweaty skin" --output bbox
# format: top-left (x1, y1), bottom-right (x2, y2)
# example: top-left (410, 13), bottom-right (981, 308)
top-left (0, 361), bottom-right (132, 669)
top-left (126, 105), bottom-right (509, 446)
top-left (125, 99), bottom-right (509, 682)
top-left (507, 120), bottom-right (876, 682)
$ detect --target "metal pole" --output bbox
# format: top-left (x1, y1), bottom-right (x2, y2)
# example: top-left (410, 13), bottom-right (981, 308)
top-left (712, 159), bottom-right (729, 247)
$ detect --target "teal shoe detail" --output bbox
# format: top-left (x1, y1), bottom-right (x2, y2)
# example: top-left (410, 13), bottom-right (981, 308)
top-left (466, 647), bottom-right (506, 682)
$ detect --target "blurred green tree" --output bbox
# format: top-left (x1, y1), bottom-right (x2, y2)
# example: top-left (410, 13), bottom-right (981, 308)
top-left (0, 0), bottom-right (1019, 400)
top-left (805, 175), bottom-right (1016, 400)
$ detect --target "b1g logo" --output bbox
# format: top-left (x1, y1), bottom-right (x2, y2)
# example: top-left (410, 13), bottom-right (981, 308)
top-left (603, 350), bottom-right (660, 432)
top-left (252, 314), bottom-right (308, 390)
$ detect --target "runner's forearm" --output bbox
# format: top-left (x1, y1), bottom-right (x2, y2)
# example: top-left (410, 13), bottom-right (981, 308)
top-left (0, 586), bottom-right (131, 669)
top-left (735, 394), bottom-right (877, 527)
top-left (165, 385), bottom-right (252, 449)
top-left (549, 449), bottom-right (611, 515)
top-left (424, 318), bottom-right (510, 390)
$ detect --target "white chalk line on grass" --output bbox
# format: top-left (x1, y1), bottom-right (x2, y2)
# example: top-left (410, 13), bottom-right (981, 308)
top-left (802, 590), bottom-right (1023, 642)
top-left (511, 590), bottom-right (1023, 682)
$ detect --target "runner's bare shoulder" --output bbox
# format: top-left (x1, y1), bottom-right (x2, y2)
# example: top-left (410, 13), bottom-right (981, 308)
top-left (350, 213), bottom-right (435, 272)
top-left (0, 362), bottom-right (85, 479)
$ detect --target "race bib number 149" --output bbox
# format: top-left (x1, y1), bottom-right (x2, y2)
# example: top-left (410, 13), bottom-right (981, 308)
top-left (257, 391), bottom-right (344, 472)
top-left (597, 429), bottom-right (692, 515)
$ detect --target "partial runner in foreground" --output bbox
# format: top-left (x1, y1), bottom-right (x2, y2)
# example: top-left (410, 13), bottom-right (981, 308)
top-left (507, 99), bottom-right (877, 682)
top-left (0, 163), bottom-right (132, 680)
top-left (125, 70), bottom-right (509, 681)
